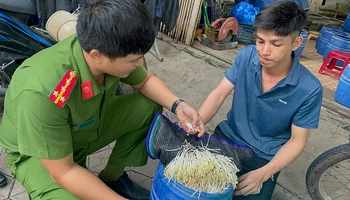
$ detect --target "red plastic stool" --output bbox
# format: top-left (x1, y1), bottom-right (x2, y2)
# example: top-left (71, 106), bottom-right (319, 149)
top-left (318, 50), bottom-right (350, 79)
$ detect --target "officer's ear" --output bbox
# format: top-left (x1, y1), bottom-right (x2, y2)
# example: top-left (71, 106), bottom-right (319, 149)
top-left (89, 50), bottom-right (104, 64)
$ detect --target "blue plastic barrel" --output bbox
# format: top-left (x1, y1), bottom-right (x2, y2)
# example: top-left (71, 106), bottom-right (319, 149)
top-left (300, 0), bottom-right (309, 10)
top-left (322, 35), bottom-right (350, 66)
top-left (316, 26), bottom-right (348, 55)
top-left (316, 26), bottom-right (336, 54)
top-left (150, 163), bottom-right (234, 200)
top-left (334, 64), bottom-right (350, 108)
top-left (345, 12), bottom-right (350, 32)
top-left (294, 30), bottom-right (309, 57)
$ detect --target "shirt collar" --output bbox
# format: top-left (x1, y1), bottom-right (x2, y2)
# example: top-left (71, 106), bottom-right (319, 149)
top-left (284, 52), bottom-right (300, 86)
top-left (253, 50), bottom-right (300, 87)
top-left (71, 34), bottom-right (119, 99)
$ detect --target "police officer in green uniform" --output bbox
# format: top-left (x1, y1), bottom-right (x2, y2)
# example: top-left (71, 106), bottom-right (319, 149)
top-left (0, 1), bottom-right (205, 199)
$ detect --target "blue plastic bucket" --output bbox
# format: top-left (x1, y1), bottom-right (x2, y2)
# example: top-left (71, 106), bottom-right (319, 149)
top-left (294, 30), bottom-right (309, 57)
top-left (150, 163), bottom-right (234, 200)
top-left (316, 27), bottom-right (347, 55)
top-left (345, 12), bottom-right (350, 32)
top-left (334, 64), bottom-right (350, 108)
top-left (322, 35), bottom-right (350, 66)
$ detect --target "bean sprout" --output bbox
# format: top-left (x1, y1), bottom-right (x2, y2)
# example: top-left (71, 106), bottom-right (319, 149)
top-left (164, 140), bottom-right (239, 194)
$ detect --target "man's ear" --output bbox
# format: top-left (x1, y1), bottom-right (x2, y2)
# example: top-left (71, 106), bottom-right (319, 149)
top-left (89, 50), bottom-right (103, 64)
top-left (292, 36), bottom-right (303, 51)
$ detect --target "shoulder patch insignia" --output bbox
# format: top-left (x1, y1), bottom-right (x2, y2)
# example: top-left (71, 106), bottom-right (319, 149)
top-left (49, 70), bottom-right (78, 108)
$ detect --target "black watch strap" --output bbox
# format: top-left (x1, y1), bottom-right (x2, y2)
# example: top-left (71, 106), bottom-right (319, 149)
top-left (171, 99), bottom-right (185, 114)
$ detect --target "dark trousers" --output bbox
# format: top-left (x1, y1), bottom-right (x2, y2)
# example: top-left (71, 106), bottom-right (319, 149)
top-left (234, 153), bottom-right (280, 200)
top-left (214, 126), bottom-right (280, 200)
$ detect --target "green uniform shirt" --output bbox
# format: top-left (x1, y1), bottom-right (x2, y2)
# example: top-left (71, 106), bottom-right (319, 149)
top-left (0, 34), bottom-right (147, 166)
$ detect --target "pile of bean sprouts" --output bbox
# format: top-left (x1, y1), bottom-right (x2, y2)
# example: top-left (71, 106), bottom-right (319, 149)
top-left (164, 140), bottom-right (239, 194)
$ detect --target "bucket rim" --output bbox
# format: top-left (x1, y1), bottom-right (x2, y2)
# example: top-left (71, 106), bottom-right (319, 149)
top-left (156, 163), bottom-right (235, 197)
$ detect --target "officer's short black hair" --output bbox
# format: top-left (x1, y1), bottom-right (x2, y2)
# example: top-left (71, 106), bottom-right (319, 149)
top-left (77, 0), bottom-right (156, 59)
top-left (253, 0), bottom-right (307, 38)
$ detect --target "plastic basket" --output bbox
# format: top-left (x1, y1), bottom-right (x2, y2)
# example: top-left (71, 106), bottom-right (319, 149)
top-left (237, 23), bottom-right (256, 45)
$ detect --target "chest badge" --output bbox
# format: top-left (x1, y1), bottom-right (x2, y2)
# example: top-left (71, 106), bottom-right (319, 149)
top-left (81, 80), bottom-right (94, 100)
top-left (49, 70), bottom-right (78, 108)
top-left (279, 99), bottom-right (288, 105)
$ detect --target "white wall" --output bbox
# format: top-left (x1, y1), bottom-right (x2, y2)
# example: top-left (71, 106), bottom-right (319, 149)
top-left (309, 0), bottom-right (350, 13)
top-left (326, 0), bottom-right (349, 5)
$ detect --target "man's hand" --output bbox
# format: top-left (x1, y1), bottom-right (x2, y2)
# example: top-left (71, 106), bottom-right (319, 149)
top-left (134, 73), bottom-right (205, 136)
top-left (175, 102), bottom-right (205, 137)
top-left (234, 169), bottom-right (269, 196)
top-left (234, 125), bottom-right (310, 197)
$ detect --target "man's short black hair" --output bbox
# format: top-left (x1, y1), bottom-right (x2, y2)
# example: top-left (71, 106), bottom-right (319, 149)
top-left (253, 0), bottom-right (307, 37)
top-left (77, 0), bottom-right (156, 59)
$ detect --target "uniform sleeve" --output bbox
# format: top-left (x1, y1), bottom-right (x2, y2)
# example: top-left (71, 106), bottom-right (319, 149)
top-left (292, 85), bottom-right (323, 129)
top-left (224, 48), bottom-right (246, 85)
top-left (120, 66), bottom-right (147, 85)
top-left (13, 90), bottom-right (73, 160)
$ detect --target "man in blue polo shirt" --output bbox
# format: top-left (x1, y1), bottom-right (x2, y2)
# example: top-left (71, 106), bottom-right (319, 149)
top-left (198, 1), bottom-right (323, 199)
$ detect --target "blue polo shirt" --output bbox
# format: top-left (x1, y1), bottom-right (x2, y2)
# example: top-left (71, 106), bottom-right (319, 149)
top-left (219, 45), bottom-right (323, 160)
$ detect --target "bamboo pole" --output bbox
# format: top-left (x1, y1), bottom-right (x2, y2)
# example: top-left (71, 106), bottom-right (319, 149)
top-left (186, 0), bottom-right (196, 42)
top-left (180, 0), bottom-right (193, 42)
top-left (175, 0), bottom-right (187, 40)
top-left (159, 0), bottom-right (202, 45)
top-left (185, 0), bottom-right (203, 45)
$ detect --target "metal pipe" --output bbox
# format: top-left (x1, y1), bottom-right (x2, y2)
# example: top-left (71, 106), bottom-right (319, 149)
top-left (149, 39), bottom-right (164, 62)
top-left (150, 49), bottom-right (164, 62)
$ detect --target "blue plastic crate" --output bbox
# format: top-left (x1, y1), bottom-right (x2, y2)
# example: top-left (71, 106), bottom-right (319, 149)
top-left (237, 23), bottom-right (256, 45)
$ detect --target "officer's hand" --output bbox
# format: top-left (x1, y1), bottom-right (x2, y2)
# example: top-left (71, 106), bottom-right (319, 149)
top-left (175, 102), bottom-right (205, 137)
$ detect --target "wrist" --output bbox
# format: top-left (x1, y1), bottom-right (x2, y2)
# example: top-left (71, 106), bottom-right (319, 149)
top-left (171, 99), bottom-right (185, 114)
top-left (259, 165), bottom-right (275, 181)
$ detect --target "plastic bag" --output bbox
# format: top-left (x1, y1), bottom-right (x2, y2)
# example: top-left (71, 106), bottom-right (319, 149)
top-left (229, 2), bottom-right (260, 25)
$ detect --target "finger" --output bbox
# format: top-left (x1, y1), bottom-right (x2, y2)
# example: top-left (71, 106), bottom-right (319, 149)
top-left (234, 190), bottom-right (243, 196)
top-left (238, 173), bottom-right (248, 182)
top-left (243, 186), bottom-right (259, 196)
top-left (197, 120), bottom-right (205, 137)
top-left (235, 180), bottom-right (248, 190)
top-left (234, 185), bottom-right (251, 196)
top-left (185, 121), bottom-right (199, 134)
top-left (250, 184), bottom-right (263, 195)
top-left (243, 181), bottom-right (262, 196)
top-left (187, 128), bottom-right (198, 134)
top-left (178, 115), bottom-right (190, 131)
top-left (191, 112), bottom-right (199, 128)
top-left (178, 116), bottom-right (197, 134)
top-left (179, 119), bottom-right (191, 133)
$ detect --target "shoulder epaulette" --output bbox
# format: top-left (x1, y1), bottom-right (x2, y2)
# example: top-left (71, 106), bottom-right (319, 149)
top-left (48, 70), bottom-right (78, 108)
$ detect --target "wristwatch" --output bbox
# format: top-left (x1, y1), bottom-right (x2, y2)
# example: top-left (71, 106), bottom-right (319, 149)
top-left (171, 99), bottom-right (185, 114)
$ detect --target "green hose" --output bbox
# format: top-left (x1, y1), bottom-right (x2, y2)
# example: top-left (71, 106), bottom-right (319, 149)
top-left (202, 0), bottom-right (211, 27)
